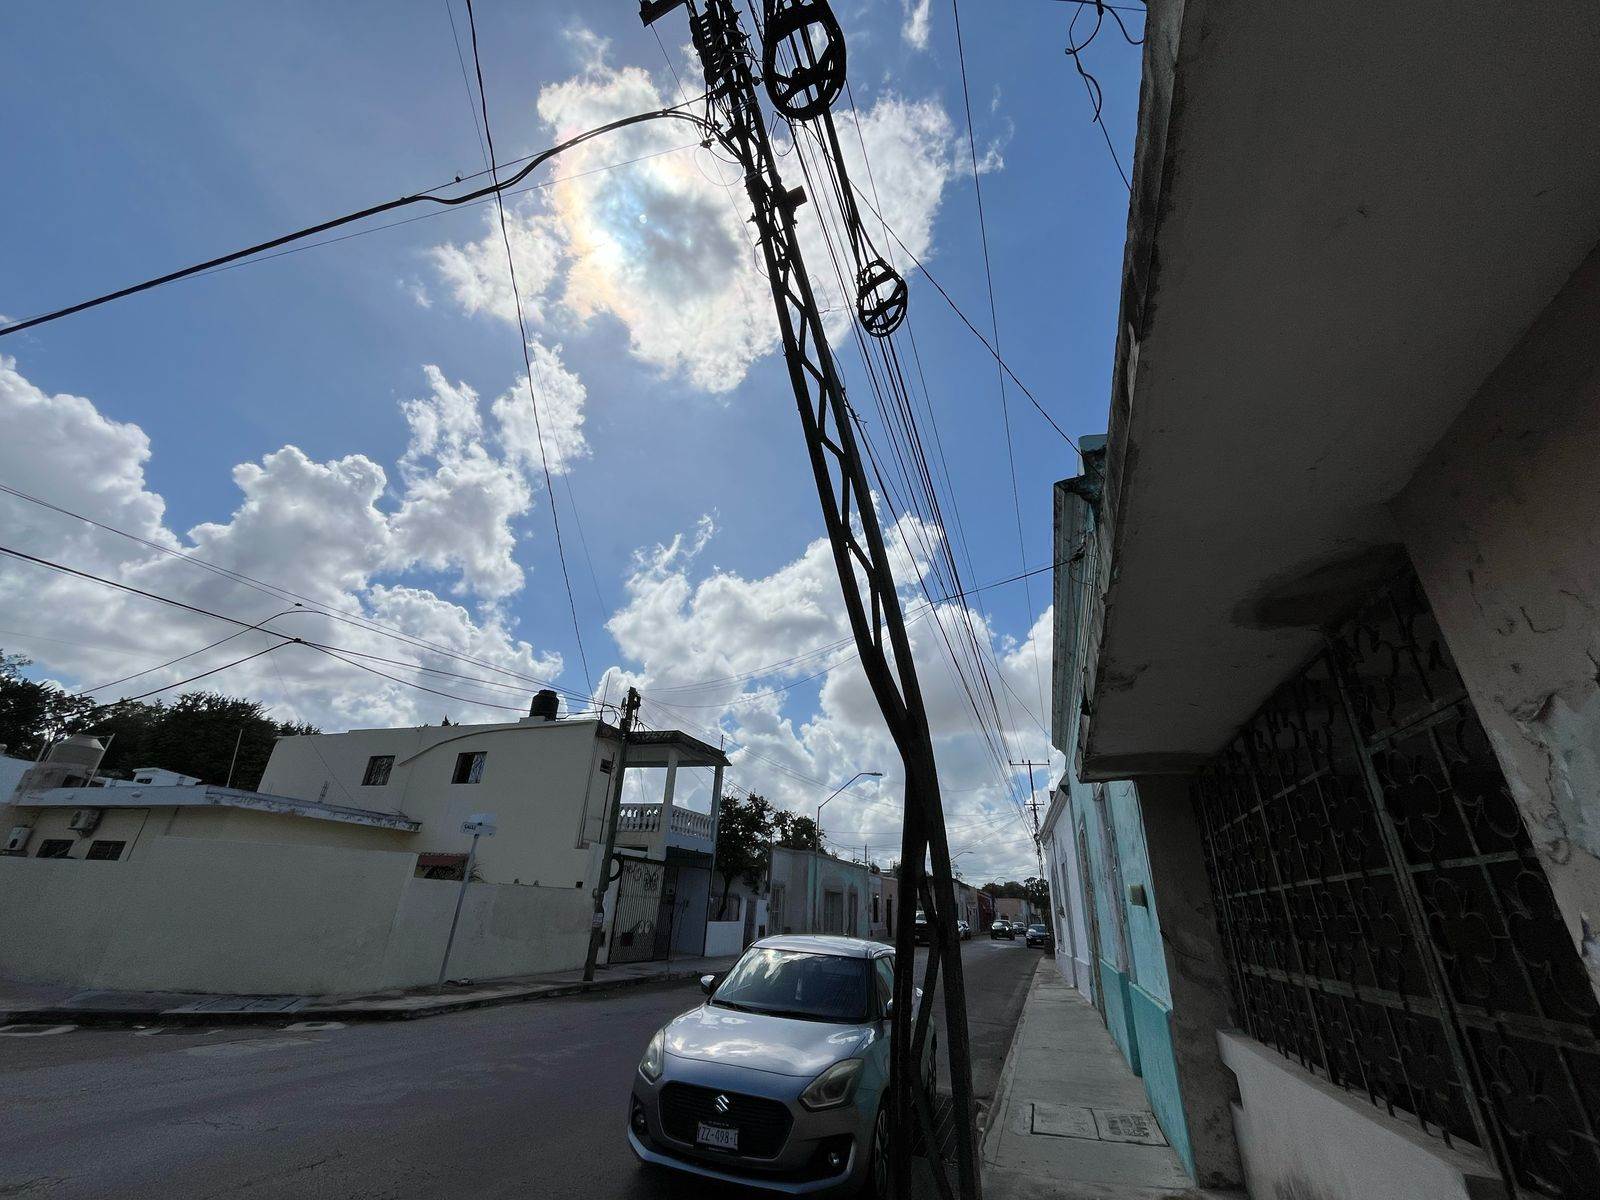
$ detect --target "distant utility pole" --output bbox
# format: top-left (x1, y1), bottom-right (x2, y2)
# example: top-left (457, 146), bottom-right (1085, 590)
top-left (1010, 758), bottom-right (1049, 876)
top-left (583, 686), bottom-right (641, 983)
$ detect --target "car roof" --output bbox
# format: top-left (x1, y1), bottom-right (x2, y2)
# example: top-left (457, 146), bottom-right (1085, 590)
top-left (750, 934), bottom-right (890, 959)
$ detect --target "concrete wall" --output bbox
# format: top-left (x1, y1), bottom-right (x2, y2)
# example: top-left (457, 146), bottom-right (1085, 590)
top-left (0, 835), bottom-right (591, 993)
top-left (704, 921), bottom-right (742, 958)
top-left (259, 718), bottom-right (613, 890)
top-left (1221, 1032), bottom-right (1503, 1200)
top-left (1395, 243), bottom-right (1600, 996)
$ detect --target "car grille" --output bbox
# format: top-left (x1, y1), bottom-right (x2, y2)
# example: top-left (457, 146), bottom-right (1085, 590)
top-left (659, 1082), bottom-right (793, 1160)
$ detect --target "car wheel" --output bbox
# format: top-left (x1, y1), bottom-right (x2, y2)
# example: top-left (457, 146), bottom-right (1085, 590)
top-left (867, 1101), bottom-right (891, 1198)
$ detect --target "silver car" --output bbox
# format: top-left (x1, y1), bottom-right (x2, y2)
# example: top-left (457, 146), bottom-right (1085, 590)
top-left (628, 935), bottom-right (936, 1195)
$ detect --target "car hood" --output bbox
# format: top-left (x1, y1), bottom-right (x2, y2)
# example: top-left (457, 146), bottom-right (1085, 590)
top-left (664, 1003), bottom-right (873, 1078)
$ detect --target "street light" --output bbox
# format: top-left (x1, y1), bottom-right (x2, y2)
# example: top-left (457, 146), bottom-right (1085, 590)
top-left (816, 770), bottom-right (883, 841)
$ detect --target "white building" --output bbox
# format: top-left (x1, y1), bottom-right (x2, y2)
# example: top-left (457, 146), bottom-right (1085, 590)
top-left (0, 694), bottom-right (726, 994)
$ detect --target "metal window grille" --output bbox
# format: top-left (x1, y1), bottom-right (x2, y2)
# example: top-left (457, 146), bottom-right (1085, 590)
top-left (361, 755), bottom-right (393, 786)
top-left (85, 839), bottom-right (125, 861)
top-left (1194, 570), bottom-right (1600, 1198)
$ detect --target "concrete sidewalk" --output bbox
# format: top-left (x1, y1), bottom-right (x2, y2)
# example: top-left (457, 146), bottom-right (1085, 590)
top-left (0, 954), bottom-right (738, 1026)
top-left (982, 959), bottom-right (1240, 1200)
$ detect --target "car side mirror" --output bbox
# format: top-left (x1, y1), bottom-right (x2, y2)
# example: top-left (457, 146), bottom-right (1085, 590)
top-left (700, 974), bottom-right (717, 995)
top-left (883, 998), bottom-right (894, 1019)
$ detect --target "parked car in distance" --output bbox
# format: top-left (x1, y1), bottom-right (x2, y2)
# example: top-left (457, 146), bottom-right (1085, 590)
top-left (912, 909), bottom-right (931, 944)
top-left (956, 920), bottom-right (971, 940)
top-left (990, 919), bottom-right (1014, 940)
top-left (1024, 923), bottom-right (1054, 951)
top-left (628, 935), bottom-right (936, 1196)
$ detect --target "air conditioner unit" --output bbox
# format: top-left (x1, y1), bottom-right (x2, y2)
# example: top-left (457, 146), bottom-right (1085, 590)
top-left (68, 808), bottom-right (102, 833)
top-left (4, 826), bottom-right (30, 854)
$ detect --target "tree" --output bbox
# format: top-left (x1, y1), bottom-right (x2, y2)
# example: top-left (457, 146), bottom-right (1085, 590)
top-left (774, 811), bottom-right (821, 851)
top-left (0, 652), bottom-right (316, 789)
top-left (1023, 875), bottom-right (1050, 912)
top-left (713, 791), bottom-right (776, 918)
top-left (0, 652), bottom-right (96, 758)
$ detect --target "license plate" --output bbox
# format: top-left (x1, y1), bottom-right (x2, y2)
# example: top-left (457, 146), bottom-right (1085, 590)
top-left (696, 1121), bottom-right (739, 1151)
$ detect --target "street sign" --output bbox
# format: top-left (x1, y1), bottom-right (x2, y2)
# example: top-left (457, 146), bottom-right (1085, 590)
top-left (463, 813), bottom-right (497, 835)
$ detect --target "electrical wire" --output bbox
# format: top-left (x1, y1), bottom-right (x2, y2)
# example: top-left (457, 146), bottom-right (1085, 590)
top-left (462, 0), bottom-right (592, 696)
top-left (0, 99), bottom-right (714, 338)
top-left (950, 0), bottom-right (1054, 762)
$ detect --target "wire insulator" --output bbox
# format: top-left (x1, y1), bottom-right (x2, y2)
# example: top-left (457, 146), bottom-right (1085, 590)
top-left (856, 257), bottom-right (908, 338)
top-left (761, 0), bottom-right (846, 121)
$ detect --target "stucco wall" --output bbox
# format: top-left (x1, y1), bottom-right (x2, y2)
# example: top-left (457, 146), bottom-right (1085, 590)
top-left (258, 719), bottom-right (612, 890)
top-left (1395, 244), bottom-right (1600, 995)
top-left (0, 835), bottom-right (592, 993)
top-left (1221, 1032), bottom-right (1503, 1200)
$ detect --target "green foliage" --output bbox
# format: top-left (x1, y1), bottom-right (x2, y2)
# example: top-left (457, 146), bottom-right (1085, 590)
top-left (0, 650), bottom-right (317, 789)
top-left (774, 811), bottom-right (821, 851)
top-left (714, 791), bottom-right (777, 917)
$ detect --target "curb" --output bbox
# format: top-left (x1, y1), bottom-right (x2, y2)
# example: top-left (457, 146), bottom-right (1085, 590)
top-left (979, 955), bottom-right (1045, 1167)
top-left (0, 964), bottom-right (712, 1028)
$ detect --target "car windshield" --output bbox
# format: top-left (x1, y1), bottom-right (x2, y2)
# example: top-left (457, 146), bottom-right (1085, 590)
top-left (1029, 925), bottom-right (1045, 934)
top-left (712, 948), bottom-right (871, 1023)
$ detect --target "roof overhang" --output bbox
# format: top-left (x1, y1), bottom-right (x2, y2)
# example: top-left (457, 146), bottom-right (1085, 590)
top-left (1082, 0), bottom-right (1600, 778)
top-left (19, 785), bottom-right (421, 833)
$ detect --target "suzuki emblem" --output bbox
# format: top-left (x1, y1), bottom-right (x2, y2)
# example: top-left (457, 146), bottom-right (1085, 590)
top-left (713, 1093), bottom-right (732, 1115)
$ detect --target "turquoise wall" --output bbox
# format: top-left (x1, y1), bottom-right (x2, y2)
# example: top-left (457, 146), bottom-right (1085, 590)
top-left (1098, 958), bottom-right (1139, 1073)
top-left (1129, 981), bottom-right (1193, 1176)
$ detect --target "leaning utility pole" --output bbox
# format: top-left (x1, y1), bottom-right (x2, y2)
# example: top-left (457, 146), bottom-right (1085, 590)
top-left (638, 4), bottom-right (979, 1195)
top-left (583, 686), bottom-right (641, 982)
top-left (1010, 757), bottom-right (1049, 876)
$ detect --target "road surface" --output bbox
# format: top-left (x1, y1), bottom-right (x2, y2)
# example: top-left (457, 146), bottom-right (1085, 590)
top-left (0, 936), bottom-right (1041, 1199)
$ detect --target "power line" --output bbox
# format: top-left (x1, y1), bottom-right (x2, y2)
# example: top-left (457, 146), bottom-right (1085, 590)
top-left (0, 482), bottom-right (588, 701)
top-left (950, 0), bottom-right (1054, 764)
top-left (462, 0), bottom-right (592, 697)
top-left (0, 100), bottom-right (712, 339)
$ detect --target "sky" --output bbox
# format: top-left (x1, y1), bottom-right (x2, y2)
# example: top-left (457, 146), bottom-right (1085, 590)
top-left (0, 0), bottom-right (1142, 884)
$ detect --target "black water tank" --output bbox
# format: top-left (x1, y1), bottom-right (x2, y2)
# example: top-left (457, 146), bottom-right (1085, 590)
top-left (529, 689), bottom-right (560, 721)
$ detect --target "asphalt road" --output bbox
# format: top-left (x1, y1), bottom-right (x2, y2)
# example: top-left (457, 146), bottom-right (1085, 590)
top-left (0, 937), bottom-right (1041, 1200)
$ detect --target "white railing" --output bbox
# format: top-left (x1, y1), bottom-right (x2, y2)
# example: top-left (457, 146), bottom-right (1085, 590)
top-left (617, 803), bottom-right (662, 833)
top-left (669, 807), bottom-right (715, 840)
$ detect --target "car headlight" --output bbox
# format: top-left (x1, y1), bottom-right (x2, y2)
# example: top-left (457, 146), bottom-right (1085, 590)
top-left (799, 1058), bottom-right (864, 1111)
top-left (639, 1029), bottom-right (666, 1082)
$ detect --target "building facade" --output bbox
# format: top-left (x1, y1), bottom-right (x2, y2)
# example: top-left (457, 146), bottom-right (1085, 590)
top-left (1049, 4), bottom-right (1600, 1197)
top-left (766, 847), bottom-right (870, 938)
top-left (0, 700), bottom-right (726, 994)
top-left (1045, 439), bottom-right (1193, 1174)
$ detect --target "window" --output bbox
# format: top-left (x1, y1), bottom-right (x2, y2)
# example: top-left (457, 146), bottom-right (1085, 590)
top-left (361, 755), bottom-right (394, 786)
top-left (451, 751), bottom-right (486, 784)
top-left (85, 840), bottom-right (125, 861)
top-left (711, 949), bottom-right (872, 1023)
top-left (874, 956), bottom-right (895, 1014)
top-left (35, 839), bottom-right (73, 859)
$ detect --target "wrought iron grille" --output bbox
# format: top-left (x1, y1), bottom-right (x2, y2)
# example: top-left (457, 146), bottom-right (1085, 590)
top-left (1194, 570), bottom-right (1600, 1198)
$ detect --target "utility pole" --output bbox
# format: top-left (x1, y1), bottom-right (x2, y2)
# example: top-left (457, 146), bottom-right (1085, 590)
top-left (1010, 757), bottom-right (1049, 876)
top-left (638, 5), bottom-right (980, 1194)
top-left (583, 686), bottom-right (641, 982)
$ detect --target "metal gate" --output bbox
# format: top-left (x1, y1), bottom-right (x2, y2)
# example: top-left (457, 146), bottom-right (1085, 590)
top-left (1194, 569), bottom-right (1600, 1198)
top-left (610, 857), bottom-right (666, 965)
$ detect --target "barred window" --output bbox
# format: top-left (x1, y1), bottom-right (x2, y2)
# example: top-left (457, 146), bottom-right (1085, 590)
top-left (451, 751), bottom-right (486, 784)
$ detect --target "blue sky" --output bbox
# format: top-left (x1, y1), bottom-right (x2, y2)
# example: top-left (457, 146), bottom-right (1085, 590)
top-left (0, 0), bottom-right (1141, 882)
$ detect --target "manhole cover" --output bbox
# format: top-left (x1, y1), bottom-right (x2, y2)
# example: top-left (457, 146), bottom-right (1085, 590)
top-left (1092, 1108), bottom-right (1167, 1145)
top-left (1030, 1102), bottom-right (1098, 1140)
